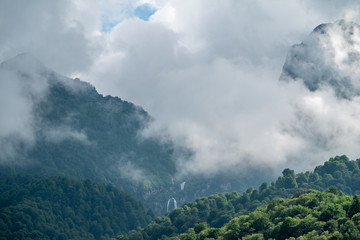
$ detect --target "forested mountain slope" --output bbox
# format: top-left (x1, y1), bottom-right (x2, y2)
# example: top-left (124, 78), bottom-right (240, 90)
top-left (0, 176), bottom-right (153, 240)
top-left (0, 53), bottom-right (178, 214)
top-left (0, 53), bottom-right (271, 215)
top-left (167, 190), bottom-right (360, 240)
top-left (118, 155), bottom-right (360, 239)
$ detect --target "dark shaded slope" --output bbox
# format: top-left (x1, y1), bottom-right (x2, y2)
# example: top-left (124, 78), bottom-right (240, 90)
top-left (0, 176), bottom-right (153, 240)
top-left (30, 75), bottom-right (176, 190)
top-left (0, 54), bottom-right (177, 214)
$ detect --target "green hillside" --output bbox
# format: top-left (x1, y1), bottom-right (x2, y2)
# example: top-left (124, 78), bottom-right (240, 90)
top-left (0, 176), bottom-right (153, 240)
top-left (118, 155), bottom-right (360, 239)
top-left (0, 56), bottom-right (178, 214)
top-left (167, 190), bottom-right (360, 240)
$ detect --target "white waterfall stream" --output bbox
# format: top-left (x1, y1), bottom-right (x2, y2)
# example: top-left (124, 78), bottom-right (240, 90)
top-left (167, 197), bottom-right (178, 212)
top-left (180, 181), bottom-right (186, 190)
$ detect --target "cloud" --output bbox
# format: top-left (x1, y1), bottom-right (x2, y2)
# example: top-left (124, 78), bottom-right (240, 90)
top-left (0, 54), bottom-right (49, 161)
top-left (116, 156), bottom-right (148, 183)
top-left (2, 0), bottom-right (360, 178)
top-left (281, 83), bottom-right (360, 170)
top-left (140, 58), bottom-right (295, 176)
top-left (42, 126), bottom-right (90, 144)
top-left (0, 0), bottom-right (100, 75)
top-left (0, 54), bottom-right (92, 162)
top-left (82, 0), bottom-right (360, 177)
top-left (277, 20), bottom-right (360, 170)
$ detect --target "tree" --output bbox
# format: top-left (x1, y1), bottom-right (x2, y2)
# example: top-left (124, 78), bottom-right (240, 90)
top-left (348, 196), bottom-right (360, 218)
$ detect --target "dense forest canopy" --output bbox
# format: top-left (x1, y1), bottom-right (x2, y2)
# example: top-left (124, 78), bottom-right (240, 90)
top-left (0, 176), bottom-right (153, 240)
top-left (1, 154), bottom-right (360, 239)
top-left (162, 190), bottom-right (360, 239)
top-left (118, 155), bottom-right (360, 239)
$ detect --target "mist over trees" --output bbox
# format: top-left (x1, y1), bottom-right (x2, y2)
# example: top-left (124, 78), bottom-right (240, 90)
top-left (0, 54), bottom-right (277, 216)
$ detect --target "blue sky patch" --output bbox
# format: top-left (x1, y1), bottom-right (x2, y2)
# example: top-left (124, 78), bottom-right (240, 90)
top-left (101, 4), bottom-right (157, 32)
top-left (134, 4), bottom-right (157, 21)
top-left (101, 18), bottom-right (121, 32)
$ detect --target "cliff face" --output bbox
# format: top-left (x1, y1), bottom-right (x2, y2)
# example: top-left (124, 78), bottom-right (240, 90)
top-left (280, 20), bottom-right (360, 99)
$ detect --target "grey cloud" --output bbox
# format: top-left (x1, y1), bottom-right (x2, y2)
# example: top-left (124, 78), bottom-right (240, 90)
top-left (0, 54), bottom-right (50, 161)
top-left (280, 84), bottom-right (360, 171)
top-left (0, 0), bottom-right (98, 76)
top-left (277, 20), bottom-right (360, 171)
top-left (0, 53), bottom-right (92, 161)
top-left (3, 0), bottom-right (360, 178)
top-left (78, 1), bottom-right (360, 177)
top-left (81, 17), bottom-right (192, 106)
top-left (116, 156), bottom-right (148, 183)
top-left (42, 126), bottom-right (90, 144)
top-left (40, 111), bottom-right (92, 145)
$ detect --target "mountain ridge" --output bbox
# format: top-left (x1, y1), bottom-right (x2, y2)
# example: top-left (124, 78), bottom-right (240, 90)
top-left (280, 19), bottom-right (360, 99)
top-left (0, 53), bottom-right (177, 214)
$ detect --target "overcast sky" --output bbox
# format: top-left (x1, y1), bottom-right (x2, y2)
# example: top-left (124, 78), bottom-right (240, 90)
top-left (1, 0), bottom-right (360, 176)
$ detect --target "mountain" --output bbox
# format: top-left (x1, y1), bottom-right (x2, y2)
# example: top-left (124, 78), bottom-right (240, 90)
top-left (0, 53), bottom-right (269, 215)
top-left (1, 20), bottom-right (358, 218)
top-left (0, 175), bottom-right (153, 240)
top-left (0, 53), bottom-right (178, 214)
top-left (280, 20), bottom-right (360, 99)
top-left (1, 18), bottom-right (360, 239)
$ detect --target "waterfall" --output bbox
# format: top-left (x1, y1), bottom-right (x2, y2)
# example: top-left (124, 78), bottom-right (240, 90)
top-left (167, 197), bottom-right (178, 212)
top-left (173, 198), bottom-right (177, 209)
top-left (180, 181), bottom-right (186, 190)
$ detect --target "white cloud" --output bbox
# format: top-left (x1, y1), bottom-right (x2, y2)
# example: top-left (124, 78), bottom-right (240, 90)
top-left (117, 158), bottom-right (148, 183)
top-left (2, 0), bottom-right (360, 177)
top-left (43, 126), bottom-right (90, 144)
top-left (281, 84), bottom-right (360, 170)
top-left (0, 54), bottom-right (49, 161)
top-left (0, 53), bottom-right (92, 161)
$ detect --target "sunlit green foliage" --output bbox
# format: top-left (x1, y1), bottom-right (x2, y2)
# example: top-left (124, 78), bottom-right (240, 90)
top-left (166, 190), bottom-right (360, 239)
top-left (118, 155), bottom-right (360, 239)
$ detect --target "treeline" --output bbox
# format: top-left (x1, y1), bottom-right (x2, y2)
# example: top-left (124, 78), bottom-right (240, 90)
top-left (167, 189), bottom-right (360, 239)
top-left (0, 176), bottom-right (153, 240)
top-left (118, 155), bottom-right (360, 239)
